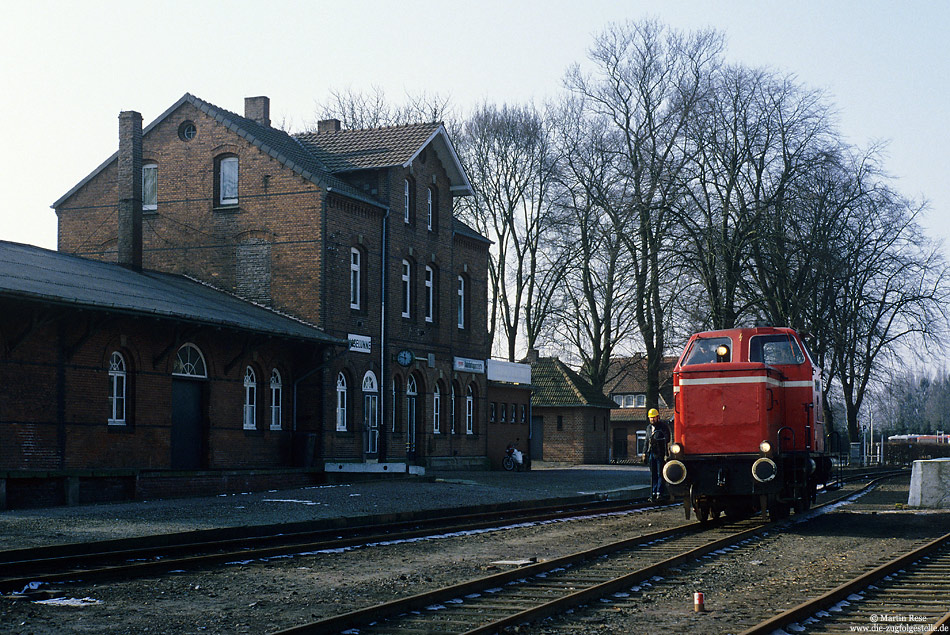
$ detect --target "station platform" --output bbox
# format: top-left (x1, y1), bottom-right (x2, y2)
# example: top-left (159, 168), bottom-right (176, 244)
top-left (0, 465), bottom-right (651, 551)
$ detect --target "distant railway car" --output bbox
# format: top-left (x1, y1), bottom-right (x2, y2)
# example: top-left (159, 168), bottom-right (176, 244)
top-left (662, 327), bottom-right (833, 521)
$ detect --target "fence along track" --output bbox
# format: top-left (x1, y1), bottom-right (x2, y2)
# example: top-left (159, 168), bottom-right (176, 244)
top-left (739, 532), bottom-right (950, 634)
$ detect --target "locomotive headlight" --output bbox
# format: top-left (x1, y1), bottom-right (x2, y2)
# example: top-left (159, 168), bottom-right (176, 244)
top-left (716, 345), bottom-right (730, 360)
top-left (670, 442), bottom-right (683, 455)
top-left (752, 457), bottom-right (777, 483)
top-left (663, 460), bottom-right (687, 485)
top-left (759, 440), bottom-right (772, 454)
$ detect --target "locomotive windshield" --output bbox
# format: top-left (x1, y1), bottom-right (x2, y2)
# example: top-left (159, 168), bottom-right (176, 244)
top-left (683, 337), bottom-right (732, 365)
top-left (749, 334), bottom-right (805, 365)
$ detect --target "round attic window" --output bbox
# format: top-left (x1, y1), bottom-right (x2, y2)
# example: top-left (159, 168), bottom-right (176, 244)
top-left (178, 121), bottom-right (197, 141)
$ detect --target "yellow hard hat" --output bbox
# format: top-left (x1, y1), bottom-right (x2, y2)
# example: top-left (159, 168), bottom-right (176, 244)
top-left (648, 408), bottom-right (659, 418)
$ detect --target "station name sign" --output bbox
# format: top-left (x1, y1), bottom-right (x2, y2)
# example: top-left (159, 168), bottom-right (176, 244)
top-left (348, 334), bottom-right (372, 354)
top-left (453, 356), bottom-right (485, 374)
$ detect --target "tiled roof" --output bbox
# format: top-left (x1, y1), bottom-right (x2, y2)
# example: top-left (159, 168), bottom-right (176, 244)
top-left (295, 122), bottom-right (443, 172)
top-left (530, 357), bottom-right (615, 409)
top-left (295, 122), bottom-right (473, 196)
top-left (52, 93), bottom-right (383, 210)
top-left (0, 241), bottom-right (344, 345)
top-left (453, 218), bottom-right (491, 245)
top-left (603, 356), bottom-right (677, 395)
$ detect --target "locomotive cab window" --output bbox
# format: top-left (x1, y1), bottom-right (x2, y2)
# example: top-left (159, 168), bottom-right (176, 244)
top-left (683, 337), bottom-right (732, 365)
top-left (749, 334), bottom-right (805, 365)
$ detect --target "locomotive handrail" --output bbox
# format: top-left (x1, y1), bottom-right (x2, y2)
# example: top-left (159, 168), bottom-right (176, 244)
top-left (777, 425), bottom-right (795, 454)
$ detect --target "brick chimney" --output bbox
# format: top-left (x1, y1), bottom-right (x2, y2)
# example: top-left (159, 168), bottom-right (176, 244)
top-left (244, 96), bottom-right (270, 127)
top-left (525, 348), bottom-right (540, 363)
top-left (317, 118), bottom-right (342, 134)
top-left (117, 111), bottom-right (143, 271)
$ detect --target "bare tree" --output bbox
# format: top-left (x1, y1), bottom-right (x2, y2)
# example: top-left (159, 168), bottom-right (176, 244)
top-left (562, 19), bottom-right (723, 405)
top-left (550, 108), bottom-right (640, 391)
top-left (455, 103), bottom-right (565, 360)
top-left (828, 185), bottom-right (949, 441)
top-left (312, 85), bottom-right (455, 130)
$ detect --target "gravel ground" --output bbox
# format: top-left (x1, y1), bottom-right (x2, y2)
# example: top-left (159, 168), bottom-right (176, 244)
top-left (2, 474), bottom-right (942, 635)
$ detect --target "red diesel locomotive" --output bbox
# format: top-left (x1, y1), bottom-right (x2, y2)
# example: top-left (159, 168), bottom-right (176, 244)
top-left (662, 326), bottom-right (833, 521)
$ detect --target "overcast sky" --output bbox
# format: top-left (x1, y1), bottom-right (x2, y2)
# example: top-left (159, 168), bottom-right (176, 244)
top-left (2, 0), bottom-right (947, 259)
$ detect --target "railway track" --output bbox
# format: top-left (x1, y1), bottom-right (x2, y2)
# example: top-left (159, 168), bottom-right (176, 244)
top-left (740, 531), bottom-right (950, 634)
top-left (0, 496), bottom-right (666, 595)
top-left (272, 476), bottom-right (899, 634)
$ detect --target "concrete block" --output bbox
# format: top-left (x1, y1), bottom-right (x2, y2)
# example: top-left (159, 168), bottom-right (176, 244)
top-left (908, 458), bottom-right (950, 508)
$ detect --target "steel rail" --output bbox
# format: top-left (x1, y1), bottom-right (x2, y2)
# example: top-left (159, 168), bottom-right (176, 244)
top-left (739, 532), bottom-right (950, 635)
top-left (271, 476), bottom-right (896, 634)
top-left (0, 497), bottom-right (664, 594)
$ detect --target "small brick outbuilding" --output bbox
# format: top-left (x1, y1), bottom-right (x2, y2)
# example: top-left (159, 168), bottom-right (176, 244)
top-left (528, 356), bottom-right (614, 465)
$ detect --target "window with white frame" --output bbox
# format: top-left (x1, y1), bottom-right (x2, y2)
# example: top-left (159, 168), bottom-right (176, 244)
top-left (143, 163), bottom-right (157, 211)
top-left (424, 265), bottom-right (434, 323)
top-left (403, 178), bottom-right (411, 223)
top-left (363, 371), bottom-right (378, 454)
top-left (108, 351), bottom-right (126, 425)
top-left (173, 343), bottom-right (207, 378)
top-left (401, 260), bottom-right (411, 318)
top-left (269, 369), bottom-right (282, 430)
top-left (433, 384), bottom-right (441, 434)
top-left (336, 372), bottom-right (347, 431)
top-left (465, 385), bottom-right (474, 434)
top-left (218, 155), bottom-right (239, 206)
top-left (350, 248), bottom-right (361, 309)
top-left (391, 377), bottom-right (402, 433)
top-left (243, 366), bottom-right (257, 430)
top-left (407, 375), bottom-right (418, 452)
top-left (457, 275), bottom-right (465, 329)
top-left (450, 384), bottom-right (457, 434)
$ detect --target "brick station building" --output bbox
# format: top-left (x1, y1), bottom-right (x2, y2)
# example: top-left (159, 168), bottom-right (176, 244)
top-left (50, 93), bottom-right (492, 475)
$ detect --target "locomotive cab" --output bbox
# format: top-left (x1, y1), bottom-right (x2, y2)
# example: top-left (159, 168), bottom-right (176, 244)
top-left (664, 327), bottom-right (833, 522)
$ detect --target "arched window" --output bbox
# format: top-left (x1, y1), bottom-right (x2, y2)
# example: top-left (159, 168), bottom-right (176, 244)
top-left (391, 376), bottom-right (402, 432)
top-left (466, 385), bottom-right (475, 434)
top-left (270, 369), bottom-right (282, 430)
top-left (336, 372), bottom-right (348, 431)
top-left (216, 155), bottom-right (239, 206)
top-left (173, 343), bottom-right (207, 378)
top-left (401, 259), bottom-right (411, 318)
top-left (362, 371), bottom-right (378, 392)
top-left (350, 247), bottom-right (361, 309)
top-left (433, 383), bottom-right (441, 434)
top-left (457, 275), bottom-right (465, 329)
top-left (108, 351), bottom-right (126, 425)
top-left (407, 375), bottom-right (418, 454)
top-left (143, 163), bottom-right (157, 211)
top-left (363, 371), bottom-right (379, 454)
top-left (424, 265), bottom-right (434, 323)
top-left (451, 383), bottom-right (458, 434)
top-left (243, 366), bottom-right (257, 430)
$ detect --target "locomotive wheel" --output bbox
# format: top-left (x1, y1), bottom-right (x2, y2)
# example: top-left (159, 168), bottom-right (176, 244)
top-left (794, 489), bottom-right (811, 514)
top-left (698, 502), bottom-right (710, 524)
top-left (769, 501), bottom-right (790, 521)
